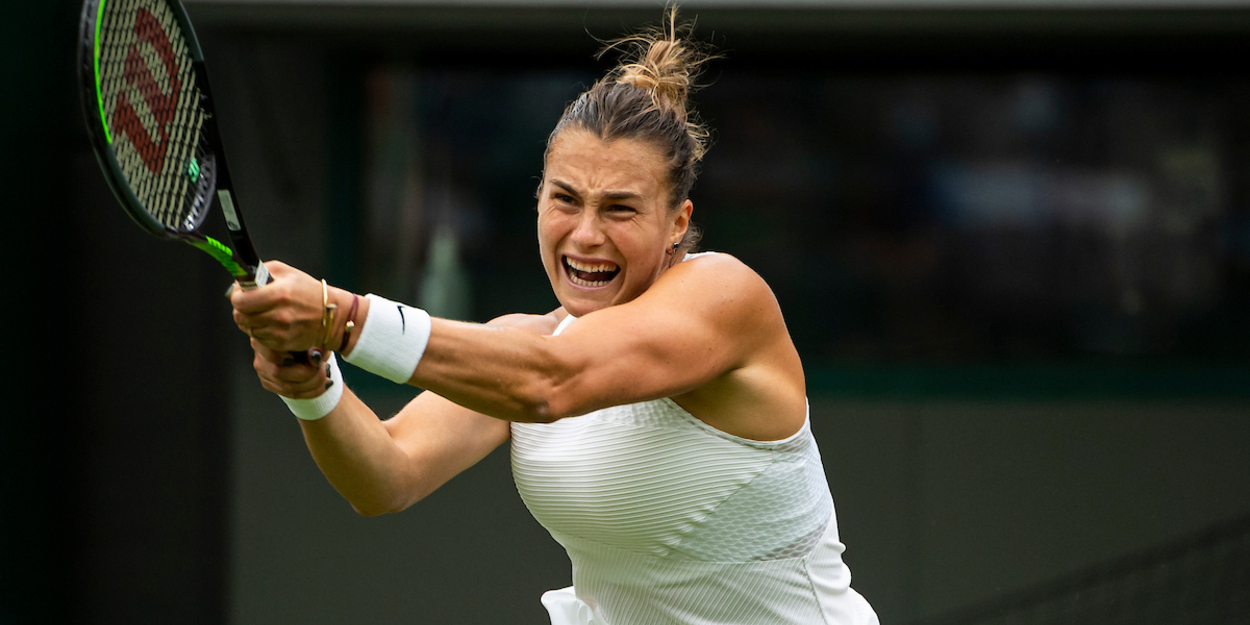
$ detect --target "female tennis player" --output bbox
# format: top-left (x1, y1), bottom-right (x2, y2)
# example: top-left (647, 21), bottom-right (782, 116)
top-left (231, 10), bottom-right (878, 624)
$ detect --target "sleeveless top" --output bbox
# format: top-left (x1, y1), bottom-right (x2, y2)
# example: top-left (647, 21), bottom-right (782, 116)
top-left (510, 291), bottom-right (878, 624)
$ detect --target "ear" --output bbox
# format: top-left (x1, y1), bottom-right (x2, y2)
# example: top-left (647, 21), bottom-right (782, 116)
top-left (671, 199), bottom-right (693, 246)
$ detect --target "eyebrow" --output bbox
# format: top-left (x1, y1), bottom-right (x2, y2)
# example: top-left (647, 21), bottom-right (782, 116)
top-left (550, 179), bottom-right (643, 201)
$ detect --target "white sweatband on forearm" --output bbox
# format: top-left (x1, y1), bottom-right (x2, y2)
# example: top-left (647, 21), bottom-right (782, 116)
top-left (343, 294), bottom-right (432, 384)
top-left (281, 352), bottom-right (345, 421)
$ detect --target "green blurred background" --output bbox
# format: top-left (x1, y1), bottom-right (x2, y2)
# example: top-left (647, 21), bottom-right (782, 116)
top-left (4, 1), bottom-right (1249, 623)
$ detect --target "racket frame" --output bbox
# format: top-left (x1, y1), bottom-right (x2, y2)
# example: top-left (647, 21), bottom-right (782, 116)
top-left (77, 0), bottom-right (269, 288)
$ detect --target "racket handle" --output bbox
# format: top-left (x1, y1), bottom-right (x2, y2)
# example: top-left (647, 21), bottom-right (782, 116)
top-left (237, 261), bottom-right (271, 290)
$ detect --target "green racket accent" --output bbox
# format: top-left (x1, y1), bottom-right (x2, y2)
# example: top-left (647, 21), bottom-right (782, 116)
top-left (191, 237), bottom-right (248, 278)
top-left (187, 158), bottom-right (200, 181)
top-left (94, 0), bottom-right (111, 144)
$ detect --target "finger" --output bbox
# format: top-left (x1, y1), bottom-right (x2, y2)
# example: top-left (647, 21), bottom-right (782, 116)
top-left (233, 310), bottom-right (252, 337)
top-left (255, 359), bottom-right (330, 398)
top-left (252, 334), bottom-right (309, 357)
top-left (258, 372), bottom-right (327, 399)
top-left (253, 342), bottom-right (321, 379)
top-left (231, 266), bottom-right (292, 313)
top-left (253, 350), bottom-right (321, 386)
top-left (251, 338), bottom-right (289, 364)
top-left (280, 366), bottom-right (337, 400)
top-left (239, 305), bottom-right (305, 351)
top-left (270, 363), bottom-right (322, 385)
top-left (230, 264), bottom-right (323, 342)
top-left (231, 287), bottom-right (276, 315)
top-left (233, 309), bottom-right (278, 337)
top-left (260, 260), bottom-right (292, 279)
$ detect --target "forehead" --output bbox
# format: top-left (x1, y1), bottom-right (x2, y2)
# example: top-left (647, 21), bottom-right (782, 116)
top-left (544, 130), bottom-right (668, 194)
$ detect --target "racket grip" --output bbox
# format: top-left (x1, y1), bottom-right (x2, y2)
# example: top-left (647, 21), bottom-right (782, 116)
top-left (238, 261), bottom-right (271, 290)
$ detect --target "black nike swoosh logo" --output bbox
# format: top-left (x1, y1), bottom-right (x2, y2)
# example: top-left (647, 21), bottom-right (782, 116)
top-left (397, 305), bottom-right (405, 333)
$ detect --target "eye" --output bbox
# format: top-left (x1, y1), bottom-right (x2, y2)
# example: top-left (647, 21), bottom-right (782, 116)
top-left (548, 192), bottom-right (579, 212)
top-left (606, 204), bottom-right (637, 216)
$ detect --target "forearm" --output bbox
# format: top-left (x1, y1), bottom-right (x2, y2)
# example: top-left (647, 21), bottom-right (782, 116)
top-left (336, 294), bottom-right (573, 422)
top-left (410, 319), bottom-right (568, 422)
top-left (298, 389), bottom-right (420, 516)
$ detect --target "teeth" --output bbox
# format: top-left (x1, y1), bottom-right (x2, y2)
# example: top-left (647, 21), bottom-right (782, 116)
top-left (569, 273), bottom-right (610, 288)
top-left (566, 258), bottom-right (619, 273)
top-left (563, 256), bottom-right (619, 288)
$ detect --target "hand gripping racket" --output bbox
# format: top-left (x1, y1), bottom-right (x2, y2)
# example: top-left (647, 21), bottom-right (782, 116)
top-left (78, 0), bottom-right (270, 289)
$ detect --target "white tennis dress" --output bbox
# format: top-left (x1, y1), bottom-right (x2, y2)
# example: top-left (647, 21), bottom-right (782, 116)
top-left (510, 306), bottom-right (878, 624)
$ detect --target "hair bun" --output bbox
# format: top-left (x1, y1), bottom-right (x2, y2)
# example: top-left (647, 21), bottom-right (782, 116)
top-left (615, 39), bottom-right (694, 118)
top-left (601, 7), bottom-right (712, 127)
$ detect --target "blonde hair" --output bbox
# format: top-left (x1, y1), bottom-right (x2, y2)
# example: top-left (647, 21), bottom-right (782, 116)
top-left (545, 6), bottom-right (716, 252)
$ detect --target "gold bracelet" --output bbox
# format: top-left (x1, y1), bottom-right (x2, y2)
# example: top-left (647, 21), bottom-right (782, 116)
top-left (320, 279), bottom-right (337, 349)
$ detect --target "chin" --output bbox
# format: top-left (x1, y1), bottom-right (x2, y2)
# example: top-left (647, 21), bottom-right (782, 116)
top-left (559, 293), bottom-right (612, 318)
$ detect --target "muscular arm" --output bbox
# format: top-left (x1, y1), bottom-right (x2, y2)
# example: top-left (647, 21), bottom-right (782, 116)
top-left (401, 254), bottom-right (801, 434)
top-left (237, 254), bottom-right (803, 440)
top-left (299, 389), bottom-right (509, 516)
top-left (255, 313), bottom-right (557, 516)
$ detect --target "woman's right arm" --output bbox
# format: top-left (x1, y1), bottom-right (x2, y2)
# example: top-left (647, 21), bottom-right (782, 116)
top-left (248, 311), bottom-right (556, 516)
top-left (298, 388), bottom-right (509, 517)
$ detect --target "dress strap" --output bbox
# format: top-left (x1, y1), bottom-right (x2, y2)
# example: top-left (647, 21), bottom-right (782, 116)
top-left (540, 586), bottom-right (602, 624)
top-left (553, 314), bottom-right (578, 336)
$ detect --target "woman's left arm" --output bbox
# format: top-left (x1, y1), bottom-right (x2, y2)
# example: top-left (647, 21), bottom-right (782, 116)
top-left (233, 255), bottom-right (790, 424)
top-left (411, 253), bottom-right (788, 422)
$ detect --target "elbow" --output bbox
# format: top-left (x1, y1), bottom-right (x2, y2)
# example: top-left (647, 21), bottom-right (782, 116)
top-left (520, 379), bottom-right (589, 424)
top-left (514, 345), bottom-right (594, 423)
top-left (512, 388), bottom-right (561, 423)
top-left (506, 374), bottom-right (565, 423)
top-left (351, 503), bottom-right (392, 518)
top-left (348, 490), bottom-right (422, 518)
top-left (526, 399), bottom-right (563, 424)
top-left (349, 497), bottom-right (401, 517)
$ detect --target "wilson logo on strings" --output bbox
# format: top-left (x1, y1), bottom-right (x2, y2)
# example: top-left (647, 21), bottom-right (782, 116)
top-left (113, 8), bottom-right (180, 175)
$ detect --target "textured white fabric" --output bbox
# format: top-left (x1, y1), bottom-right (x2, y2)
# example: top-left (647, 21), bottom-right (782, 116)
top-left (511, 313), bottom-right (878, 625)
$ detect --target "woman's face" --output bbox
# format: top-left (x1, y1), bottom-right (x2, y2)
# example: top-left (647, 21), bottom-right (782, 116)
top-left (538, 129), bottom-right (691, 318)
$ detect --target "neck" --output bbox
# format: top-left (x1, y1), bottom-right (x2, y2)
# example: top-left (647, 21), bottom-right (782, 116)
top-left (668, 249), bottom-right (687, 268)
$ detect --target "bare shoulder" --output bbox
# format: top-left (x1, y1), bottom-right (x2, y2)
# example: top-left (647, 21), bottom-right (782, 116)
top-left (487, 309), bottom-right (565, 336)
top-left (677, 250), bottom-right (753, 274)
top-left (667, 252), bottom-right (806, 440)
top-left (672, 252), bottom-right (772, 293)
top-left (660, 252), bottom-right (783, 322)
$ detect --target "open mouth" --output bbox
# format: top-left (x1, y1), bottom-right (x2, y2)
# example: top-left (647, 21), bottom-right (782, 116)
top-left (563, 255), bottom-right (620, 288)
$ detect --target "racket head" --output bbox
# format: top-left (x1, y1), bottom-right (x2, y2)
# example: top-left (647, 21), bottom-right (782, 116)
top-left (78, 0), bottom-right (218, 240)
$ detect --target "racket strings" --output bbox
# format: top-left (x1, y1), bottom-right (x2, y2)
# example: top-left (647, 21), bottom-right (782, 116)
top-left (98, 0), bottom-right (211, 233)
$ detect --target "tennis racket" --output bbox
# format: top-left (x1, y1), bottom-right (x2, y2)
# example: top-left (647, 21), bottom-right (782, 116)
top-left (78, 0), bottom-right (269, 289)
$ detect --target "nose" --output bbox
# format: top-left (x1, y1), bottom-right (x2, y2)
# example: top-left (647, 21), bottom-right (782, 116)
top-left (570, 210), bottom-right (605, 250)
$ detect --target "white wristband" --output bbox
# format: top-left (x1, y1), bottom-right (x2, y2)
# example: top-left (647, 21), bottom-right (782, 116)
top-left (343, 294), bottom-right (432, 384)
top-left (280, 352), bottom-right (345, 421)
